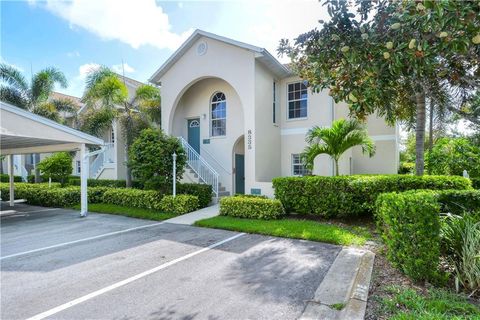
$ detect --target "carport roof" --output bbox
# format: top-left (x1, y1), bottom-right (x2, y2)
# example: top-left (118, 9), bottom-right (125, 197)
top-left (1, 101), bottom-right (104, 155)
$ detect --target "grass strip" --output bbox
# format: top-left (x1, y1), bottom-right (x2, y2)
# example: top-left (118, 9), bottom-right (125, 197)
top-left (73, 203), bottom-right (177, 221)
top-left (195, 216), bottom-right (371, 246)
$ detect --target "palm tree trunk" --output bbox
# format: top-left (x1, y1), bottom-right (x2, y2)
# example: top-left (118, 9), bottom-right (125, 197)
top-left (428, 101), bottom-right (434, 152)
top-left (415, 90), bottom-right (426, 176)
top-left (335, 159), bottom-right (339, 176)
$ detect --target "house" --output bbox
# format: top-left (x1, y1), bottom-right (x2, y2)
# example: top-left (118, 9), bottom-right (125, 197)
top-left (149, 30), bottom-right (399, 198)
top-left (1, 74), bottom-right (146, 181)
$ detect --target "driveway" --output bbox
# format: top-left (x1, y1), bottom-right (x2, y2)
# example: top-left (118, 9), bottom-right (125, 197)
top-left (1, 204), bottom-right (341, 320)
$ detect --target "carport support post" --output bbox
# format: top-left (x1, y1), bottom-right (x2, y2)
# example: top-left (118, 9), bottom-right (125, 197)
top-left (80, 144), bottom-right (88, 217)
top-left (8, 154), bottom-right (14, 206)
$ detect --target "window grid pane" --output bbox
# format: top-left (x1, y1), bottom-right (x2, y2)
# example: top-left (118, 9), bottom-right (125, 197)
top-left (292, 154), bottom-right (311, 176)
top-left (211, 92), bottom-right (226, 137)
top-left (287, 82), bottom-right (308, 119)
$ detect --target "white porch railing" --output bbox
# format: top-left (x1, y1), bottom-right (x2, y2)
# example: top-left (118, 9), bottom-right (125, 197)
top-left (179, 137), bottom-right (219, 197)
top-left (88, 143), bottom-right (115, 178)
top-left (20, 166), bottom-right (28, 182)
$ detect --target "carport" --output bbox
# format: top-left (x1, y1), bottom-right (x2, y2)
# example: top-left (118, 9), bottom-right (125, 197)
top-left (0, 101), bottom-right (104, 216)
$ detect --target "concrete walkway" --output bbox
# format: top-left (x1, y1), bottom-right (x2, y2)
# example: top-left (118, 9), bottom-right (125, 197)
top-left (164, 204), bottom-right (220, 225)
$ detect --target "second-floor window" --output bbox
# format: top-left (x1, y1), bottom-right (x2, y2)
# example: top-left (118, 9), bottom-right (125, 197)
top-left (287, 82), bottom-right (308, 119)
top-left (211, 92), bottom-right (226, 137)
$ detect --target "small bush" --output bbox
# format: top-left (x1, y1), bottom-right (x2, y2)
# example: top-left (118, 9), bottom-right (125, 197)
top-left (220, 196), bottom-right (285, 220)
top-left (0, 174), bottom-right (23, 182)
top-left (37, 152), bottom-right (73, 187)
top-left (471, 178), bottom-right (480, 190)
top-left (376, 191), bottom-right (442, 282)
top-left (159, 195), bottom-right (199, 215)
top-left (68, 178), bottom-right (128, 188)
top-left (102, 188), bottom-right (163, 210)
top-left (233, 194), bottom-right (268, 199)
top-left (437, 190), bottom-right (480, 215)
top-left (273, 175), bottom-right (471, 218)
top-left (177, 183), bottom-right (212, 208)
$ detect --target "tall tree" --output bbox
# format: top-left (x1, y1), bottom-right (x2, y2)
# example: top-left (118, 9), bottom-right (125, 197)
top-left (303, 118), bottom-right (375, 175)
top-left (0, 63), bottom-right (75, 182)
top-left (279, 0), bottom-right (480, 175)
top-left (80, 67), bottom-right (161, 187)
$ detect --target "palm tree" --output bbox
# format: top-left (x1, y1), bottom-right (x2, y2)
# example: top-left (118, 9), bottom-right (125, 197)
top-left (80, 66), bottom-right (161, 187)
top-left (302, 118), bottom-right (376, 176)
top-left (0, 63), bottom-right (76, 182)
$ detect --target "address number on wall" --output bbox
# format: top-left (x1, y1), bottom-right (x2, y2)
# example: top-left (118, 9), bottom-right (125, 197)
top-left (247, 129), bottom-right (253, 150)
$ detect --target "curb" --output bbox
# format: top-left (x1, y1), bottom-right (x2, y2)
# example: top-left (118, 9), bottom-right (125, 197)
top-left (300, 247), bottom-right (375, 320)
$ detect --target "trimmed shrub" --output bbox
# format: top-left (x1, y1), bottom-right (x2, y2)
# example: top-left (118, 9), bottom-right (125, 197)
top-left (102, 188), bottom-right (163, 210)
top-left (233, 194), bottom-right (268, 199)
top-left (177, 183), bottom-right (212, 208)
top-left (273, 175), bottom-right (472, 217)
top-left (0, 174), bottom-right (22, 182)
top-left (0, 183), bottom-right (107, 207)
top-left (220, 196), bottom-right (285, 220)
top-left (68, 178), bottom-right (127, 188)
top-left (159, 195), bottom-right (199, 215)
top-left (376, 191), bottom-right (442, 282)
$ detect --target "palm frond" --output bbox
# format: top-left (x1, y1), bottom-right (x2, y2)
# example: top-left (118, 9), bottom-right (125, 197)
top-left (32, 102), bottom-right (60, 122)
top-left (51, 98), bottom-right (78, 113)
top-left (0, 63), bottom-right (28, 92)
top-left (0, 85), bottom-right (28, 108)
top-left (31, 67), bottom-right (67, 104)
top-left (78, 107), bottom-right (117, 137)
top-left (83, 66), bottom-right (115, 98)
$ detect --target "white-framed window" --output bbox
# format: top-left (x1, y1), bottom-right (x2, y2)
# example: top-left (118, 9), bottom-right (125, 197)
top-left (287, 82), bottom-right (308, 119)
top-left (210, 92), bottom-right (226, 137)
top-left (291, 154), bottom-right (311, 176)
top-left (273, 81), bottom-right (277, 124)
top-left (76, 160), bottom-right (81, 175)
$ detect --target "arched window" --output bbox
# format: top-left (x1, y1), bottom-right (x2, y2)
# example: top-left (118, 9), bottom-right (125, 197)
top-left (210, 92), bottom-right (226, 136)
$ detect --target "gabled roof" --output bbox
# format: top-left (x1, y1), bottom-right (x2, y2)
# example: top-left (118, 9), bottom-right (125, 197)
top-left (149, 29), bottom-right (293, 83)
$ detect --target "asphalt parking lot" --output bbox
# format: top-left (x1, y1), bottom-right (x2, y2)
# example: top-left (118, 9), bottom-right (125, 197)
top-left (1, 204), bottom-right (341, 320)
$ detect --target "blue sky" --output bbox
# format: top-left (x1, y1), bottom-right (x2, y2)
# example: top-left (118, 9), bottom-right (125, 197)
top-left (1, 0), bottom-right (328, 97)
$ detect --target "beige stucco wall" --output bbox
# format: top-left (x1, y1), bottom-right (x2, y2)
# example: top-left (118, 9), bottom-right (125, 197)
top-left (254, 61), bottom-right (281, 182)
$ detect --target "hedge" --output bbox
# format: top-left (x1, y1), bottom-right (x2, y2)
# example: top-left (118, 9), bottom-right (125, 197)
top-left (471, 178), bottom-right (480, 190)
top-left (159, 195), bottom-right (199, 215)
top-left (0, 183), bottom-right (107, 207)
top-left (273, 175), bottom-right (472, 218)
top-left (375, 189), bottom-right (480, 282)
top-left (67, 179), bottom-right (211, 208)
top-left (176, 183), bottom-right (212, 208)
top-left (102, 188), bottom-right (163, 210)
top-left (0, 174), bottom-right (23, 182)
top-left (220, 196), bottom-right (285, 220)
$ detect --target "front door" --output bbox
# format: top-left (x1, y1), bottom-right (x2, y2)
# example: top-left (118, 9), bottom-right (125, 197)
top-left (235, 154), bottom-right (245, 194)
top-left (187, 118), bottom-right (200, 154)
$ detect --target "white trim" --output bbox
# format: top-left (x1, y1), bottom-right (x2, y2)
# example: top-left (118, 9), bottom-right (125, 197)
top-left (1, 102), bottom-right (104, 146)
top-left (281, 127), bottom-right (309, 136)
top-left (371, 134), bottom-right (397, 141)
top-left (1, 143), bottom-right (84, 155)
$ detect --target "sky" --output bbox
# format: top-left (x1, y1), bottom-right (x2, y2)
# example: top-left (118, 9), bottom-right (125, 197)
top-left (1, 0), bottom-right (329, 97)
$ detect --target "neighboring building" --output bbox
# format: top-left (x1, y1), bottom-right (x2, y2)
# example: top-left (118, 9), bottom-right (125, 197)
top-left (1, 75), bottom-right (146, 181)
top-left (149, 30), bottom-right (399, 197)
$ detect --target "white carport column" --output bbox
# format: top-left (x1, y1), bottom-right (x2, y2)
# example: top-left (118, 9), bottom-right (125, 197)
top-left (80, 144), bottom-right (89, 217)
top-left (8, 154), bottom-right (14, 207)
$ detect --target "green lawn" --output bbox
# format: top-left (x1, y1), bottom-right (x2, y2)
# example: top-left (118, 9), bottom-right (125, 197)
top-left (73, 203), bottom-right (177, 221)
top-left (380, 286), bottom-right (479, 319)
top-left (194, 216), bottom-right (371, 246)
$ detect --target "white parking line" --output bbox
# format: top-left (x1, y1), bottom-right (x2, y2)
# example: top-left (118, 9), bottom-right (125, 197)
top-left (26, 232), bottom-right (245, 320)
top-left (0, 221), bottom-right (167, 260)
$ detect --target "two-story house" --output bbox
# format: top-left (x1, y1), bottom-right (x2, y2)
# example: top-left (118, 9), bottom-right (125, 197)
top-left (149, 30), bottom-right (399, 198)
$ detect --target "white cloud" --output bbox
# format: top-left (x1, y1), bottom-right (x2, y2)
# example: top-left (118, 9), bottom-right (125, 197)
top-left (111, 62), bottom-right (135, 74)
top-left (41, 0), bottom-right (193, 50)
top-left (67, 50), bottom-right (80, 58)
top-left (78, 63), bottom-right (101, 80)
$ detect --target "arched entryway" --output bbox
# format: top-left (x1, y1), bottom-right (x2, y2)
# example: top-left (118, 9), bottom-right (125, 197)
top-left (232, 135), bottom-right (245, 194)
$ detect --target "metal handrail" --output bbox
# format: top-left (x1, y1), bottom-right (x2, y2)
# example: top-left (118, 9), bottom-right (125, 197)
top-left (89, 152), bottom-right (104, 178)
top-left (20, 166), bottom-right (28, 182)
top-left (200, 145), bottom-right (232, 175)
top-left (179, 137), bottom-right (219, 197)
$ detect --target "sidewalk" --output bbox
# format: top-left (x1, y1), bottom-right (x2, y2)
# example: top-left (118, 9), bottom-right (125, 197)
top-left (164, 204), bottom-right (219, 225)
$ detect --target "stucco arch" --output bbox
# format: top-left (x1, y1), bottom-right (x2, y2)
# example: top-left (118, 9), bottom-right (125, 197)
top-left (168, 76), bottom-right (245, 135)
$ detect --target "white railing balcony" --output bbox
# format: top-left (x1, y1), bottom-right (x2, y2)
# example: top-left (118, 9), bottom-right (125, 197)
top-left (179, 137), bottom-right (219, 198)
